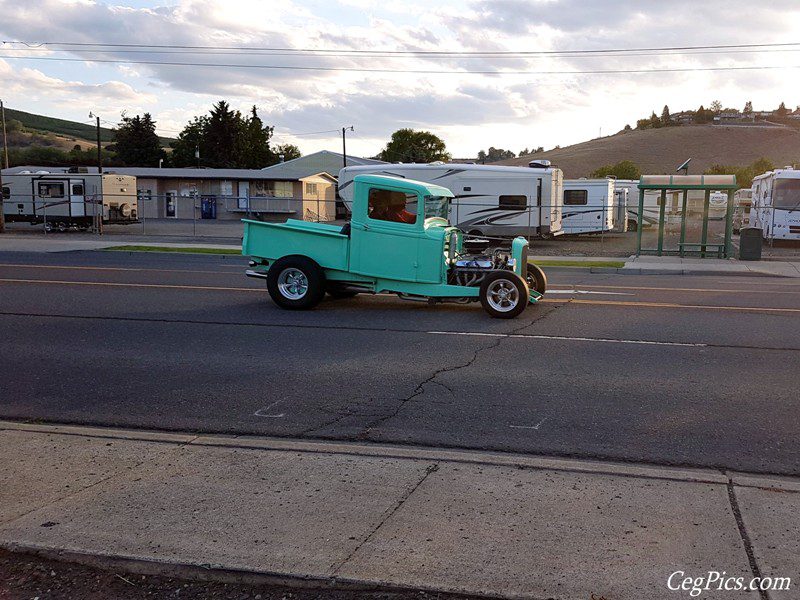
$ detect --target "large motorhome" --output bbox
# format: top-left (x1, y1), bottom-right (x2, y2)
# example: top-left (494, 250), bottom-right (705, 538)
top-left (749, 167), bottom-right (800, 240)
top-left (561, 178), bottom-right (615, 234)
top-left (338, 162), bottom-right (564, 238)
top-left (2, 169), bottom-right (138, 231)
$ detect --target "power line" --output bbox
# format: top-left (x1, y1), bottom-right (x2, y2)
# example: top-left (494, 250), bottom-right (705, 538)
top-left (4, 39), bottom-right (800, 56)
top-left (3, 45), bottom-right (800, 60)
top-left (1, 53), bottom-right (799, 75)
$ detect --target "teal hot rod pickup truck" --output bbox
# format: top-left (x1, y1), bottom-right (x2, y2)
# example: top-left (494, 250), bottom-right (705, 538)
top-left (242, 174), bottom-right (547, 318)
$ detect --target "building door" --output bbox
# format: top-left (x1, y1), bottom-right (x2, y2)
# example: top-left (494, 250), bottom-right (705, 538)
top-left (165, 191), bottom-right (177, 218)
top-left (238, 181), bottom-right (250, 210)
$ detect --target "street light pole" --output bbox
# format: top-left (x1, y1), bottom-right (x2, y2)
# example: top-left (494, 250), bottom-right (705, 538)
top-left (89, 112), bottom-right (102, 174)
top-left (1, 99), bottom-right (8, 170)
top-left (342, 125), bottom-right (354, 169)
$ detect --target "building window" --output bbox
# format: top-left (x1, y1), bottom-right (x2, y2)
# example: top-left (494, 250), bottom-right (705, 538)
top-left (38, 182), bottom-right (65, 198)
top-left (274, 181), bottom-right (293, 198)
top-left (564, 190), bottom-right (588, 205)
top-left (220, 180), bottom-right (234, 197)
top-left (305, 182), bottom-right (318, 196)
top-left (498, 195), bottom-right (527, 210)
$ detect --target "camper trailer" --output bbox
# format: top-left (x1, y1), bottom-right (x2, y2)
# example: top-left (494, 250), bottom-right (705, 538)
top-left (2, 169), bottom-right (138, 231)
top-left (749, 167), bottom-right (800, 240)
top-left (338, 162), bottom-right (563, 238)
top-left (615, 180), bottom-right (661, 230)
top-left (613, 185), bottom-right (629, 232)
top-left (732, 188), bottom-right (753, 233)
top-left (561, 179), bottom-right (615, 234)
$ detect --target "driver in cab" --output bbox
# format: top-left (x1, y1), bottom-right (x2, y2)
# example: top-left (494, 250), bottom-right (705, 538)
top-left (369, 189), bottom-right (416, 224)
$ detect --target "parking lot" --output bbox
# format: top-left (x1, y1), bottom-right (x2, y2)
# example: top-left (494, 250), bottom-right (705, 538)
top-left (1, 250), bottom-right (798, 475)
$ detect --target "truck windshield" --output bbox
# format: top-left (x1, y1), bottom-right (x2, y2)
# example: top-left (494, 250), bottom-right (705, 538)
top-left (424, 196), bottom-right (449, 220)
top-left (774, 179), bottom-right (800, 210)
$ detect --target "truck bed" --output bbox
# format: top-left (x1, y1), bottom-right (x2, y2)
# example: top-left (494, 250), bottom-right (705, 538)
top-left (241, 219), bottom-right (350, 271)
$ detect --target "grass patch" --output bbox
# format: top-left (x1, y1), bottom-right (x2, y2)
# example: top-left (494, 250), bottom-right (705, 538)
top-left (105, 245), bottom-right (241, 255)
top-left (531, 259), bottom-right (625, 268)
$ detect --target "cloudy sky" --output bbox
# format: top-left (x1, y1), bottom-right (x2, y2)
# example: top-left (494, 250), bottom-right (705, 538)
top-left (0, 0), bottom-right (799, 158)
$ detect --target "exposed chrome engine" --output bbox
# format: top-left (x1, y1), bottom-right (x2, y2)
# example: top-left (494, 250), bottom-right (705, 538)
top-left (448, 248), bottom-right (514, 287)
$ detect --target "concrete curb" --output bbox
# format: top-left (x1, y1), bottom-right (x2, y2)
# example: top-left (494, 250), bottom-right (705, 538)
top-left (5, 419), bottom-right (799, 491)
top-left (0, 543), bottom-right (498, 599)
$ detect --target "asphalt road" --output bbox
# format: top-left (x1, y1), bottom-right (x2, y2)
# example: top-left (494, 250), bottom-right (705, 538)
top-left (1, 250), bottom-right (798, 475)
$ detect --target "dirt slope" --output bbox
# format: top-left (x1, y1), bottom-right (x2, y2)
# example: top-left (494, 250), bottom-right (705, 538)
top-left (496, 125), bottom-right (800, 177)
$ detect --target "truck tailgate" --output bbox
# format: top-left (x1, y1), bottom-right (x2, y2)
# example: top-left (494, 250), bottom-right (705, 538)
top-left (242, 219), bottom-right (349, 271)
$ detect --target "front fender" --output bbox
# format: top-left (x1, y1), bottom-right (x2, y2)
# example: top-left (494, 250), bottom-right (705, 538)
top-left (511, 236), bottom-right (529, 279)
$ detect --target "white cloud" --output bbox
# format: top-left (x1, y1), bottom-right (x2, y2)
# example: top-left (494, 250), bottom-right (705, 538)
top-left (0, 0), bottom-right (799, 157)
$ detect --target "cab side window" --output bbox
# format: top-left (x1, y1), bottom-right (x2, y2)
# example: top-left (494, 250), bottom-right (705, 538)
top-left (1, 186), bottom-right (9, 200)
top-left (368, 188), bottom-right (418, 224)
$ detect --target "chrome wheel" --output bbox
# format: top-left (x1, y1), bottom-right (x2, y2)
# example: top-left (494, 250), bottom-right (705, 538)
top-left (277, 268), bottom-right (308, 300)
top-left (486, 278), bottom-right (519, 312)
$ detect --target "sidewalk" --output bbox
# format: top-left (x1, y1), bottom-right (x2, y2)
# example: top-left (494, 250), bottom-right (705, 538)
top-left (1, 421), bottom-right (797, 599)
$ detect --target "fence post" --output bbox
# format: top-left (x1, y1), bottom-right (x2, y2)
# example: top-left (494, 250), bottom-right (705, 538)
top-left (193, 192), bottom-right (197, 237)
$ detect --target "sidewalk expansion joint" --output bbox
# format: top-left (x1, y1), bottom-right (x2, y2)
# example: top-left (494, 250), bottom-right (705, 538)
top-left (726, 477), bottom-right (770, 600)
top-left (331, 462), bottom-right (439, 577)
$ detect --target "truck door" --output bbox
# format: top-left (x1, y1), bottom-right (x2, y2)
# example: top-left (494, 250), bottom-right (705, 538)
top-left (69, 180), bottom-right (86, 218)
top-left (350, 188), bottom-right (421, 282)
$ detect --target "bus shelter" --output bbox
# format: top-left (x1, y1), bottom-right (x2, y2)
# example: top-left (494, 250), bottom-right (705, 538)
top-left (636, 174), bottom-right (738, 258)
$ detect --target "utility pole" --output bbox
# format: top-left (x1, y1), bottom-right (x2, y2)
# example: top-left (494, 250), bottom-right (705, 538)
top-left (0, 99), bottom-right (7, 233)
top-left (342, 126), bottom-right (354, 169)
top-left (1, 99), bottom-right (8, 169)
top-left (195, 144), bottom-right (200, 168)
top-left (89, 112), bottom-right (102, 173)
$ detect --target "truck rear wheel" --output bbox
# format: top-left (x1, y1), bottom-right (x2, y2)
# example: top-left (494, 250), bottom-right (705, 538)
top-left (267, 256), bottom-right (326, 310)
top-left (479, 271), bottom-right (529, 319)
top-left (526, 263), bottom-right (547, 295)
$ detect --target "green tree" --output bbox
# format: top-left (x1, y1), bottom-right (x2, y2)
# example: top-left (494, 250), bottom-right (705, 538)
top-left (777, 102), bottom-right (789, 116)
top-left (274, 143), bottom-right (301, 161)
top-left (710, 100), bottom-right (722, 113)
top-left (378, 128), bottom-right (451, 163)
top-left (112, 113), bottom-right (164, 167)
top-left (704, 157), bottom-right (774, 188)
top-left (240, 106), bottom-right (275, 169)
top-left (743, 101), bottom-right (753, 115)
top-left (204, 100), bottom-right (244, 168)
top-left (590, 160), bottom-right (642, 180)
top-left (170, 116), bottom-right (208, 167)
top-left (661, 105), bottom-right (671, 126)
top-left (478, 147), bottom-right (516, 162)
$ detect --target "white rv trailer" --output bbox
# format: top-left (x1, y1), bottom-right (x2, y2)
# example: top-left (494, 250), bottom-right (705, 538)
top-left (732, 188), bottom-right (753, 233)
top-left (561, 178), bottom-right (615, 234)
top-left (2, 169), bottom-right (138, 230)
top-left (613, 185), bottom-right (629, 232)
top-left (615, 180), bottom-right (661, 230)
top-left (749, 167), bottom-right (800, 240)
top-left (338, 162), bottom-right (564, 238)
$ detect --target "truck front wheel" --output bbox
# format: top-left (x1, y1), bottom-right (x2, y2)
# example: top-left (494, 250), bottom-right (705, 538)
top-left (479, 271), bottom-right (529, 319)
top-left (267, 256), bottom-right (326, 310)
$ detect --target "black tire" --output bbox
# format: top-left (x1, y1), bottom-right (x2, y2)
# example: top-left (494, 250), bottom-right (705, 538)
top-left (479, 270), bottom-right (529, 319)
top-left (627, 219), bottom-right (638, 232)
top-left (525, 263), bottom-right (547, 295)
top-left (267, 256), bottom-right (326, 310)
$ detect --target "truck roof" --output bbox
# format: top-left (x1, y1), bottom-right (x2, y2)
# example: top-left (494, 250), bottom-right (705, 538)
top-left (353, 174), bottom-right (454, 198)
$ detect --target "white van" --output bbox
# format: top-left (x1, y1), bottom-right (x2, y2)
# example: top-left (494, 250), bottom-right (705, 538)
top-left (338, 162), bottom-right (564, 238)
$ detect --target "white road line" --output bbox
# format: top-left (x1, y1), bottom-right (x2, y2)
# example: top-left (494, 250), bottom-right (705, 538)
top-left (254, 400), bottom-right (285, 418)
top-left (509, 417), bottom-right (548, 430)
top-left (546, 289), bottom-right (635, 296)
top-left (427, 331), bottom-right (707, 347)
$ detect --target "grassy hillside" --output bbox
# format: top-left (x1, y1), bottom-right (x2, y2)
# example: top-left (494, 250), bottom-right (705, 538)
top-left (5, 108), bottom-right (116, 143)
top-left (497, 124), bottom-right (800, 177)
top-left (3, 108), bottom-right (175, 146)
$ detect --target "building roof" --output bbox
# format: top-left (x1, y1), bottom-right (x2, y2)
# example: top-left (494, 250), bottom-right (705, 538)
top-left (260, 150), bottom-right (385, 179)
top-left (1, 165), bottom-right (334, 181)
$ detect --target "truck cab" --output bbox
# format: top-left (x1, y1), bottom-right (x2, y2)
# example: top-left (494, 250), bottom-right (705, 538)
top-left (242, 174), bottom-right (545, 318)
